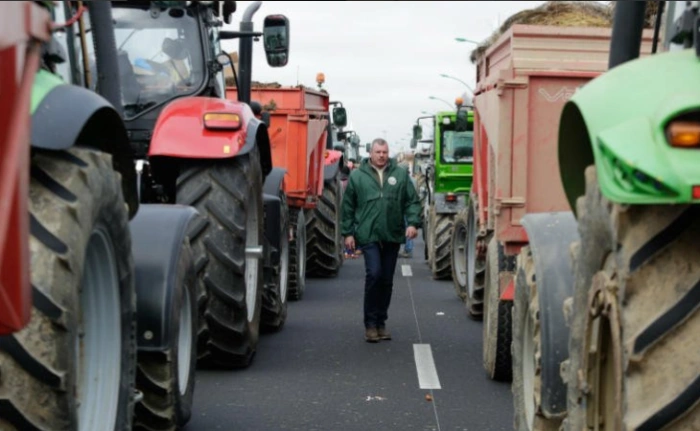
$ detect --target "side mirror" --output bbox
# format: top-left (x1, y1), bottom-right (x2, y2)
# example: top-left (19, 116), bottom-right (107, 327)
top-left (332, 107), bottom-right (348, 128)
top-left (263, 15), bottom-right (289, 68)
top-left (365, 143), bottom-right (371, 153)
top-left (410, 138), bottom-right (417, 149)
top-left (412, 124), bottom-right (422, 140)
top-left (222, 0), bottom-right (236, 24)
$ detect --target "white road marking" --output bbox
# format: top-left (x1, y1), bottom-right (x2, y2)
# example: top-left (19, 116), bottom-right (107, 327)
top-left (401, 264), bottom-right (413, 277)
top-left (413, 344), bottom-right (442, 390)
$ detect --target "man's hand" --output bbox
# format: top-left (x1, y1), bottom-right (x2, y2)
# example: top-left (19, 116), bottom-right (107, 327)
top-left (344, 236), bottom-right (356, 251)
top-left (406, 226), bottom-right (418, 239)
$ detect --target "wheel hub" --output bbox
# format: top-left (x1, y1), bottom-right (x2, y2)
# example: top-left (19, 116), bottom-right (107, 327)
top-left (581, 268), bottom-right (623, 431)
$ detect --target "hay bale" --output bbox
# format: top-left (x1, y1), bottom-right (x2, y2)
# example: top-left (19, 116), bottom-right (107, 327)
top-left (608, 1), bottom-right (660, 29)
top-left (470, 1), bottom-right (613, 64)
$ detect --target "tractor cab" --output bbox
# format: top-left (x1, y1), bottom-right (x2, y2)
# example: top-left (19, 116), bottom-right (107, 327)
top-left (111, 4), bottom-right (210, 118)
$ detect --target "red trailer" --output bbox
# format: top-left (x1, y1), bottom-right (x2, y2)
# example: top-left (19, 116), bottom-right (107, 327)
top-left (0, 2), bottom-right (51, 335)
top-left (461, 23), bottom-right (654, 383)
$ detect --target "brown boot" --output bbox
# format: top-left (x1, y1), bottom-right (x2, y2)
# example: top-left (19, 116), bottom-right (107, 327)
top-left (377, 327), bottom-right (391, 340)
top-left (365, 327), bottom-right (379, 343)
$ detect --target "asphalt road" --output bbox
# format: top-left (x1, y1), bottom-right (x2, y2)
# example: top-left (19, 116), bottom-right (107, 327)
top-left (184, 235), bottom-right (514, 431)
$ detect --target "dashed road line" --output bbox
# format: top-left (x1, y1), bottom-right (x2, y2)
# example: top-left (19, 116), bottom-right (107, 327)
top-left (413, 344), bottom-right (442, 390)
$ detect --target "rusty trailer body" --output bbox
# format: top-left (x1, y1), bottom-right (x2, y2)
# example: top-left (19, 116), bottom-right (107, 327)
top-left (228, 86), bottom-right (330, 209)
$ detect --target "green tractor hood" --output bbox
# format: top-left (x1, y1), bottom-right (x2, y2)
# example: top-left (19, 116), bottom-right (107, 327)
top-left (559, 49), bottom-right (700, 214)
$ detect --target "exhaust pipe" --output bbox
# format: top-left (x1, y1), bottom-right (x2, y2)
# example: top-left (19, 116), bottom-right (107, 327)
top-left (87, 1), bottom-right (123, 117)
top-left (238, 1), bottom-right (263, 105)
top-left (608, 1), bottom-right (647, 70)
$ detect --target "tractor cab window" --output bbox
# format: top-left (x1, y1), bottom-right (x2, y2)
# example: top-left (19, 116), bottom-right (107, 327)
top-left (112, 6), bottom-right (205, 118)
top-left (441, 130), bottom-right (473, 164)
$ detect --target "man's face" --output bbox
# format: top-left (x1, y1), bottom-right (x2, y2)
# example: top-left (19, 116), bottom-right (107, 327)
top-left (370, 144), bottom-right (389, 168)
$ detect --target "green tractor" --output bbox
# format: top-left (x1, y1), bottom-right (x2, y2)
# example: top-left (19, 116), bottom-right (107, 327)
top-left (557, 1), bottom-right (700, 428)
top-left (414, 104), bottom-right (474, 279)
top-left (508, 2), bottom-right (700, 429)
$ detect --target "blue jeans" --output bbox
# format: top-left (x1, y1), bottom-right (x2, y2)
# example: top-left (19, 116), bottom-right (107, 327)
top-left (403, 217), bottom-right (413, 253)
top-left (361, 242), bottom-right (401, 329)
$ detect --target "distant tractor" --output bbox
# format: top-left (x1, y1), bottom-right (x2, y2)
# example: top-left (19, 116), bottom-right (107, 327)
top-left (414, 101), bottom-right (474, 280)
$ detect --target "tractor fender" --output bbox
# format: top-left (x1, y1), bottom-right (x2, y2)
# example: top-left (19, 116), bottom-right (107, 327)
top-left (129, 203), bottom-right (198, 351)
top-left (148, 97), bottom-right (273, 178)
top-left (520, 211), bottom-right (579, 417)
top-left (30, 76), bottom-right (138, 218)
top-left (433, 192), bottom-right (467, 214)
top-left (323, 149), bottom-right (343, 182)
top-left (559, 49), bottom-right (700, 215)
top-left (262, 167), bottom-right (287, 266)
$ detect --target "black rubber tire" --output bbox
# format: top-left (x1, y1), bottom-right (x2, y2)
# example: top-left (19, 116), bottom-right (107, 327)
top-left (176, 149), bottom-right (264, 369)
top-left (465, 201), bottom-right (486, 320)
top-left (451, 208), bottom-right (469, 301)
top-left (563, 166), bottom-right (700, 431)
top-left (512, 247), bottom-right (561, 431)
top-left (426, 204), bottom-right (434, 266)
top-left (0, 148), bottom-right (137, 431)
top-left (287, 208), bottom-right (306, 301)
top-left (483, 237), bottom-right (516, 382)
top-left (305, 177), bottom-right (342, 278)
top-left (415, 173), bottom-right (427, 225)
top-left (261, 189), bottom-right (290, 332)
top-left (134, 237), bottom-right (198, 431)
top-left (429, 206), bottom-right (454, 280)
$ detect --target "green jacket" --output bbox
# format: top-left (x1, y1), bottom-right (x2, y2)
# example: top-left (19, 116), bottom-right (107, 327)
top-left (341, 158), bottom-right (422, 246)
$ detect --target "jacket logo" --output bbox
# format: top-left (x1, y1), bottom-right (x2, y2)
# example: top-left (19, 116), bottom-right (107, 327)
top-left (387, 176), bottom-right (397, 185)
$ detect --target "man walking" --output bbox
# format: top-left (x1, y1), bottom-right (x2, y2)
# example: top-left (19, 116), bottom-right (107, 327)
top-left (341, 139), bottom-right (422, 342)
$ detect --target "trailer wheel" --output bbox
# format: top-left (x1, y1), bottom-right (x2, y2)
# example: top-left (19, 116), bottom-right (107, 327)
top-left (483, 237), bottom-right (515, 382)
top-left (287, 208), bottom-right (306, 301)
top-left (423, 203), bottom-right (430, 261)
top-left (512, 247), bottom-right (561, 431)
top-left (305, 177), bottom-right (342, 278)
top-left (176, 149), bottom-right (264, 368)
top-left (415, 173), bottom-right (427, 224)
top-left (261, 189), bottom-right (290, 331)
top-left (451, 209), bottom-right (469, 301)
top-left (134, 237), bottom-right (198, 431)
top-left (428, 206), bottom-right (454, 280)
top-left (564, 166), bottom-right (700, 431)
top-left (465, 202), bottom-right (486, 320)
top-left (0, 148), bottom-right (137, 431)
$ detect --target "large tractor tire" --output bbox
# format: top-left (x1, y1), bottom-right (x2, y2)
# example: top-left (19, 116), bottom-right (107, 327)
top-left (428, 205), bottom-right (454, 280)
top-left (512, 247), bottom-right (561, 431)
top-left (305, 177), bottom-right (343, 278)
top-left (134, 238), bottom-right (198, 431)
top-left (465, 201), bottom-right (487, 320)
top-left (176, 148), bottom-right (264, 369)
top-left (0, 148), bottom-right (137, 431)
top-left (482, 237), bottom-right (516, 382)
top-left (261, 189), bottom-right (290, 332)
top-left (563, 166), bottom-right (700, 431)
top-left (287, 208), bottom-right (307, 301)
top-left (451, 208), bottom-right (469, 301)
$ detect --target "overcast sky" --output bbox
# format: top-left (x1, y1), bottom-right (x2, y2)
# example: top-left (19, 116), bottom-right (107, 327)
top-left (220, 1), bottom-right (550, 156)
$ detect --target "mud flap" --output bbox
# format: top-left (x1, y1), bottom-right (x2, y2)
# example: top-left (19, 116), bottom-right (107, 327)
top-left (521, 211), bottom-right (579, 417)
top-left (130, 204), bottom-right (198, 351)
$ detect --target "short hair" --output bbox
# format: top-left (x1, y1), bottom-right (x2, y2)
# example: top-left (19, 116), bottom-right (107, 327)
top-left (371, 138), bottom-right (389, 151)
